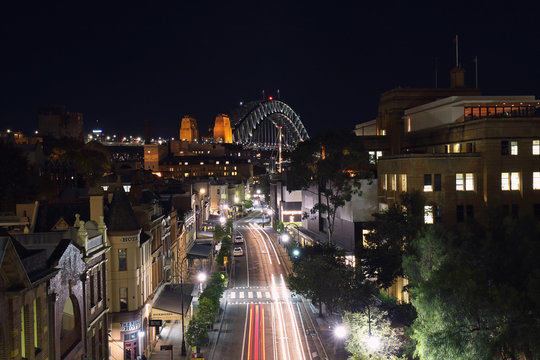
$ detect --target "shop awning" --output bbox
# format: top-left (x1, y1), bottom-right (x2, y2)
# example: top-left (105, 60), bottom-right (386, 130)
top-left (187, 243), bottom-right (212, 259)
top-left (151, 284), bottom-right (193, 321)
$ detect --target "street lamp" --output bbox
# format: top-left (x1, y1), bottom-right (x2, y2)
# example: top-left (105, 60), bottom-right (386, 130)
top-left (334, 324), bottom-right (346, 339)
top-left (179, 256), bottom-right (191, 356)
top-left (366, 305), bottom-right (380, 352)
top-left (199, 188), bottom-right (206, 195)
top-left (197, 272), bottom-right (207, 292)
top-left (288, 223), bottom-right (301, 246)
top-left (280, 232), bottom-right (290, 245)
top-left (292, 249), bottom-right (300, 258)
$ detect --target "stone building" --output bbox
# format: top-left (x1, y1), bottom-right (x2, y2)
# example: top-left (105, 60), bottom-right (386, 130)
top-left (0, 231), bottom-right (58, 360)
top-left (105, 183), bottom-right (152, 360)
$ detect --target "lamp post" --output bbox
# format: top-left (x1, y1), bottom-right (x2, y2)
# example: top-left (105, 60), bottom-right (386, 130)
top-left (179, 256), bottom-right (190, 356)
top-left (288, 223), bottom-right (301, 246)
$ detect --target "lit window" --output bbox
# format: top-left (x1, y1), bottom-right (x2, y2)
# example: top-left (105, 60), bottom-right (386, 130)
top-left (511, 172), bottom-right (520, 190)
top-left (383, 174), bottom-right (387, 190)
top-left (184, 172), bottom-right (189, 177)
top-left (118, 249), bottom-right (127, 271)
top-left (533, 140), bottom-right (540, 155)
top-left (501, 172), bottom-right (510, 190)
top-left (424, 206), bottom-right (434, 224)
top-left (123, 185), bottom-right (131, 193)
top-left (501, 172), bottom-right (520, 191)
top-left (368, 151), bottom-right (376, 164)
top-left (225, 161), bottom-right (229, 164)
top-left (465, 173), bottom-right (474, 191)
top-left (376, 151), bottom-right (382, 159)
top-left (453, 143), bottom-right (461, 153)
top-left (533, 172), bottom-right (540, 190)
top-left (424, 174), bottom-right (433, 192)
top-left (391, 174), bottom-right (396, 191)
top-left (456, 173), bottom-right (474, 191)
top-left (401, 174), bottom-right (407, 192)
top-left (216, 161), bottom-right (220, 164)
top-left (456, 173), bottom-right (464, 191)
top-left (511, 141), bottom-right (518, 155)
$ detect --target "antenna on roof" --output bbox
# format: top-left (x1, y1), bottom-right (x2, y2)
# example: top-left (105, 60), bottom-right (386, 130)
top-left (434, 57), bottom-right (438, 88)
top-left (277, 89), bottom-right (280, 100)
top-left (262, 90), bottom-right (265, 100)
top-left (474, 56), bottom-right (479, 88)
top-left (454, 35), bottom-right (459, 68)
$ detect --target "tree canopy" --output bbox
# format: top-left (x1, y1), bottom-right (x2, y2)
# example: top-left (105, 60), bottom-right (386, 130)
top-left (403, 216), bottom-right (540, 360)
top-left (287, 129), bottom-right (370, 243)
top-left (287, 242), bottom-right (351, 316)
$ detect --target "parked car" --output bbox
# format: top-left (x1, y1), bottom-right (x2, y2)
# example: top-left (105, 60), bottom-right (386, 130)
top-left (234, 235), bottom-right (244, 244)
top-left (233, 247), bottom-right (244, 256)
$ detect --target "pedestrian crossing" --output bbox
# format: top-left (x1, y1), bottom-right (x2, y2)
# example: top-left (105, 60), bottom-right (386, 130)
top-left (227, 287), bottom-right (287, 304)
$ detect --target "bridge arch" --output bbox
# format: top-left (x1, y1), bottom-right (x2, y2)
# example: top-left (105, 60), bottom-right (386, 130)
top-left (230, 100), bottom-right (309, 150)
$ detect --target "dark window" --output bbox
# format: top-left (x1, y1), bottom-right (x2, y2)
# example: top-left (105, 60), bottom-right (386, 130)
top-left (97, 269), bottom-right (102, 302)
top-left (503, 204), bottom-right (510, 217)
top-left (501, 141), bottom-right (509, 155)
top-left (434, 205), bottom-right (442, 223)
top-left (434, 174), bottom-right (442, 191)
top-left (534, 204), bottom-right (540, 219)
top-left (90, 273), bottom-right (95, 306)
top-left (466, 142), bottom-right (474, 152)
top-left (119, 288), bottom-right (128, 311)
top-left (424, 174), bottom-right (432, 187)
top-left (456, 205), bottom-right (464, 222)
top-left (512, 204), bottom-right (519, 218)
top-left (466, 205), bottom-right (474, 219)
top-left (118, 249), bottom-right (127, 271)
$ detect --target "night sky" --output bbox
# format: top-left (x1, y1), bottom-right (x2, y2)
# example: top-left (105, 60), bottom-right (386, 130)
top-left (2, 0), bottom-right (540, 138)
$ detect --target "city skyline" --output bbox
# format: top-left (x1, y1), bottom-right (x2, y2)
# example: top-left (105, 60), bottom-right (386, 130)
top-left (2, 1), bottom-right (540, 137)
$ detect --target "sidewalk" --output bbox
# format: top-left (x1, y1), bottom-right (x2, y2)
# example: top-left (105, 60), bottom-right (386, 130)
top-left (148, 322), bottom-right (184, 359)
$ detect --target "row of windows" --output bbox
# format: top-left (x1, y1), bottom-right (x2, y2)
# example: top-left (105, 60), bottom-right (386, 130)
top-left (424, 205), bottom-right (473, 224)
top-left (424, 203), bottom-right (540, 224)
top-left (501, 140), bottom-right (540, 156)
top-left (384, 171), bottom-right (540, 193)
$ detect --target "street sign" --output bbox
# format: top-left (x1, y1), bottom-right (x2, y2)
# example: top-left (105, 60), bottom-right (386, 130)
top-left (149, 319), bottom-right (162, 327)
top-left (160, 345), bottom-right (173, 350)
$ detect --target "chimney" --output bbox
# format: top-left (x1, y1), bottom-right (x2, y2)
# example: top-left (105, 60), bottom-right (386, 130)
top-left (89, 187), bottom-right (104, 223)
top-left (450, 66), bottom-right (466, 88)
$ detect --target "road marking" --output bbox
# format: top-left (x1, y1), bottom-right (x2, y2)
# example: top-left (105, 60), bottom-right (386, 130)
top-left (240, 292), bottom-right (245, 299)
top-left (241, 304), bottom-right (249, 360)
top-left (260, 228), bottom-right (281, 265)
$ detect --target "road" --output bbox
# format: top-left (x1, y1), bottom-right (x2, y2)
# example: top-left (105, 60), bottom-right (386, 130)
top-left (210, 217), bottom-right (328, 360)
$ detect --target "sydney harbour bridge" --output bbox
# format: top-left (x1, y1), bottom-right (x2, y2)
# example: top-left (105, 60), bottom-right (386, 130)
top-left (229, 99), bottom-right (309, 150)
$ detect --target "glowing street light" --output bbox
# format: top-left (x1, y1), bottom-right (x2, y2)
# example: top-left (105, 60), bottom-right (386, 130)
top-left (281, 233), bottom-right (290, 243)
top-left (256, 189), bottom-right (261, 194)
top-left (200, 188), bottom-right (206, 195)
top-left (334, 325), bottom-right (347, 339)
top-left (292, 249), bottom-right (300, 257)
top-left (197, 272), bottom-right (207, 283)
top-left (366, 334), bottom-right (381, 351)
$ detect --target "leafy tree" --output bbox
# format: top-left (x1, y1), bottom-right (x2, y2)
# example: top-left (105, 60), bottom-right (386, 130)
top-left (50, 140), bottom-right (111, 187)
top-left (244, 199), bottom-right (253, 208)
top-left (343, 306), bottom-right (406, 360)
top-left (362, 191), bottom-right (425, 289)
top-left (404, 216), bottom-right (540, 360)
top-left (197, 297), bottom-right (218, 328)
top-left (287, 243), bottom-right (350, 316)
top-left (287, 130), bottom-right (370, 243)
top-left (185, 316), bottom-right (209, 353)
